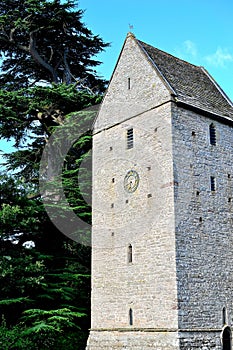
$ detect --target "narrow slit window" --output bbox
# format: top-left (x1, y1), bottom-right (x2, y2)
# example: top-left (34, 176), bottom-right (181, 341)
top-left (129, 308), bottom-right (133, 326)
top-left (210, 176), bottom-right (216, 192)
top-left (128, 77), bottom-right (131, 90)
top-left (128, 244), bottom-right (132, 263)
top-left (209, 124), bottom-right (216, 145)
top-left (223, 307), bottom-right (227, 325)
top-left (127, 128), bottom-right (134, 149)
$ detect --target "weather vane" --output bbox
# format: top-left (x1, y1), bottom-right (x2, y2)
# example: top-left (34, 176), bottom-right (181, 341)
top-left (128, 23), bottom-right (134, 32)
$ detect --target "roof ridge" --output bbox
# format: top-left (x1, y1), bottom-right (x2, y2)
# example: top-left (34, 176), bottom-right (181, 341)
top-left (135, 37), bottom-right (233, 120)
top-left (137, 39), bottom-right (201, 70)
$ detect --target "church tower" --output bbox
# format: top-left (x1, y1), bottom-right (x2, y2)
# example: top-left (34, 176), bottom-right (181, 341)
top-left (86, 33), bottom-right (233, 349)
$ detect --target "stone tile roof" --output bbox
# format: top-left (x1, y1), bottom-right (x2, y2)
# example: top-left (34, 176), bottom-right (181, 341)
top-left (138, 40), bottom-right (233, 121)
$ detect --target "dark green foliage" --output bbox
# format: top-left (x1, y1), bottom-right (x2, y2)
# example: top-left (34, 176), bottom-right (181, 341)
top-left (0, 0), bottom-right (107, 178)
top-left (0, 321), bottom-right (88, 349)
top-left (0, 1), bottom-right (107, 347)
top-left (0, 0), bottom-right (109, 89)
top-left (0, 85), bottom-right (100, 181)
top-left (0, 322), bottom-right (36, 350)
top-left (0, 175), bottom-right (91, 348)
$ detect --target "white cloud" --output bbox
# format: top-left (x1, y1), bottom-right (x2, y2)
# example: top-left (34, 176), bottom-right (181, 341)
top-left (184, 40), bottom-right (197, 57)
top-left (205, 47), bottom-right (233, 67)
top-left (174, 40), bottom-right (198, 64)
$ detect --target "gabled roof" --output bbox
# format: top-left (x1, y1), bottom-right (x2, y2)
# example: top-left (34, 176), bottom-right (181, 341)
top-left (137, 38), bottom-right (233, 121)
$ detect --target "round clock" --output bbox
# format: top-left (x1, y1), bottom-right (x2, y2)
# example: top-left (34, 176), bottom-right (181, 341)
top-left (124, 170), bottom-right (139, 193)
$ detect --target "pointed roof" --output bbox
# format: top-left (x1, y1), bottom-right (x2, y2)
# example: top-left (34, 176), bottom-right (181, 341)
top-left (136, 38), bottom-right (233, 122)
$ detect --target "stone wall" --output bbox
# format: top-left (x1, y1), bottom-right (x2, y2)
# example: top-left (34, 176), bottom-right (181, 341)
top-left (88, 34), bottom-right (179, 350)
top-left (172, 103), bottom-right (233, 347)
top-left (91, 103), bottom-right (178, 331)
top-left (179, 330), bottom-right (222, 349)
top-left (86, 330), bottom-right (179, 350)
top-left (87, 32), bottom-right (233, 349)
top-left (94, 33), bottom-right (171, 134)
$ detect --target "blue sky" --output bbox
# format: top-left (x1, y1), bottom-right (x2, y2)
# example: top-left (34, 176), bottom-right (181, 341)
top-left (1, 0), bottom-right (233, 166)
top-left (79, 0), bottom-right (233, 100)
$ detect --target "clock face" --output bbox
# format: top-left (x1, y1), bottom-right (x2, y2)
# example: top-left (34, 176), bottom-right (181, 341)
top-left (124, 170), bottom-right (139, 193)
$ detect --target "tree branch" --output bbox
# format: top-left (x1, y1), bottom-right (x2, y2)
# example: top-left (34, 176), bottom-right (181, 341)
top-left (63, 47), bottom-right (72, 84)
top-left (48, 46), bottom-right (54, 63)
top-left (3, 24), bottom-right (59, 84)
top-left (29, 32), bottom-right (59, 83)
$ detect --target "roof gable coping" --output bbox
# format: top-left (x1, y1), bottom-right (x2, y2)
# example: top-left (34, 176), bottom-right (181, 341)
top-left (91, 34), bottom-right (131, 131)
top-left (200, 66), bottom-right (233, 109)
top-left (136, 39), bottom-right (177, 97)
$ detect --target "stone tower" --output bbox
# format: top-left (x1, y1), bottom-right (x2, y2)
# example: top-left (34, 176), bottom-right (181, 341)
top-left (86, 33), bottom-right (233, 349)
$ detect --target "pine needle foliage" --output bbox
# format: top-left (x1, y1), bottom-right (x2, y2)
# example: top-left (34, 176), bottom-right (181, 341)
top-left (0, 1), bottom-right (108, 348)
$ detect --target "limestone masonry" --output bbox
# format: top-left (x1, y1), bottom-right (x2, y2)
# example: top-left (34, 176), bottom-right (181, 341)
top-left (86, 33), bottom-right (233, 349)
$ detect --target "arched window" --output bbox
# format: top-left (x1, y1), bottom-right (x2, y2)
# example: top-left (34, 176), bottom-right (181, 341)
top-left (128, 244), bottom-right (132, 263)
top-left (129, 308), bottom-right (133, 326)
top-left (209, 123), bottom-right (216, 145)
top-left (222, 327), bottom-right (232, 350)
